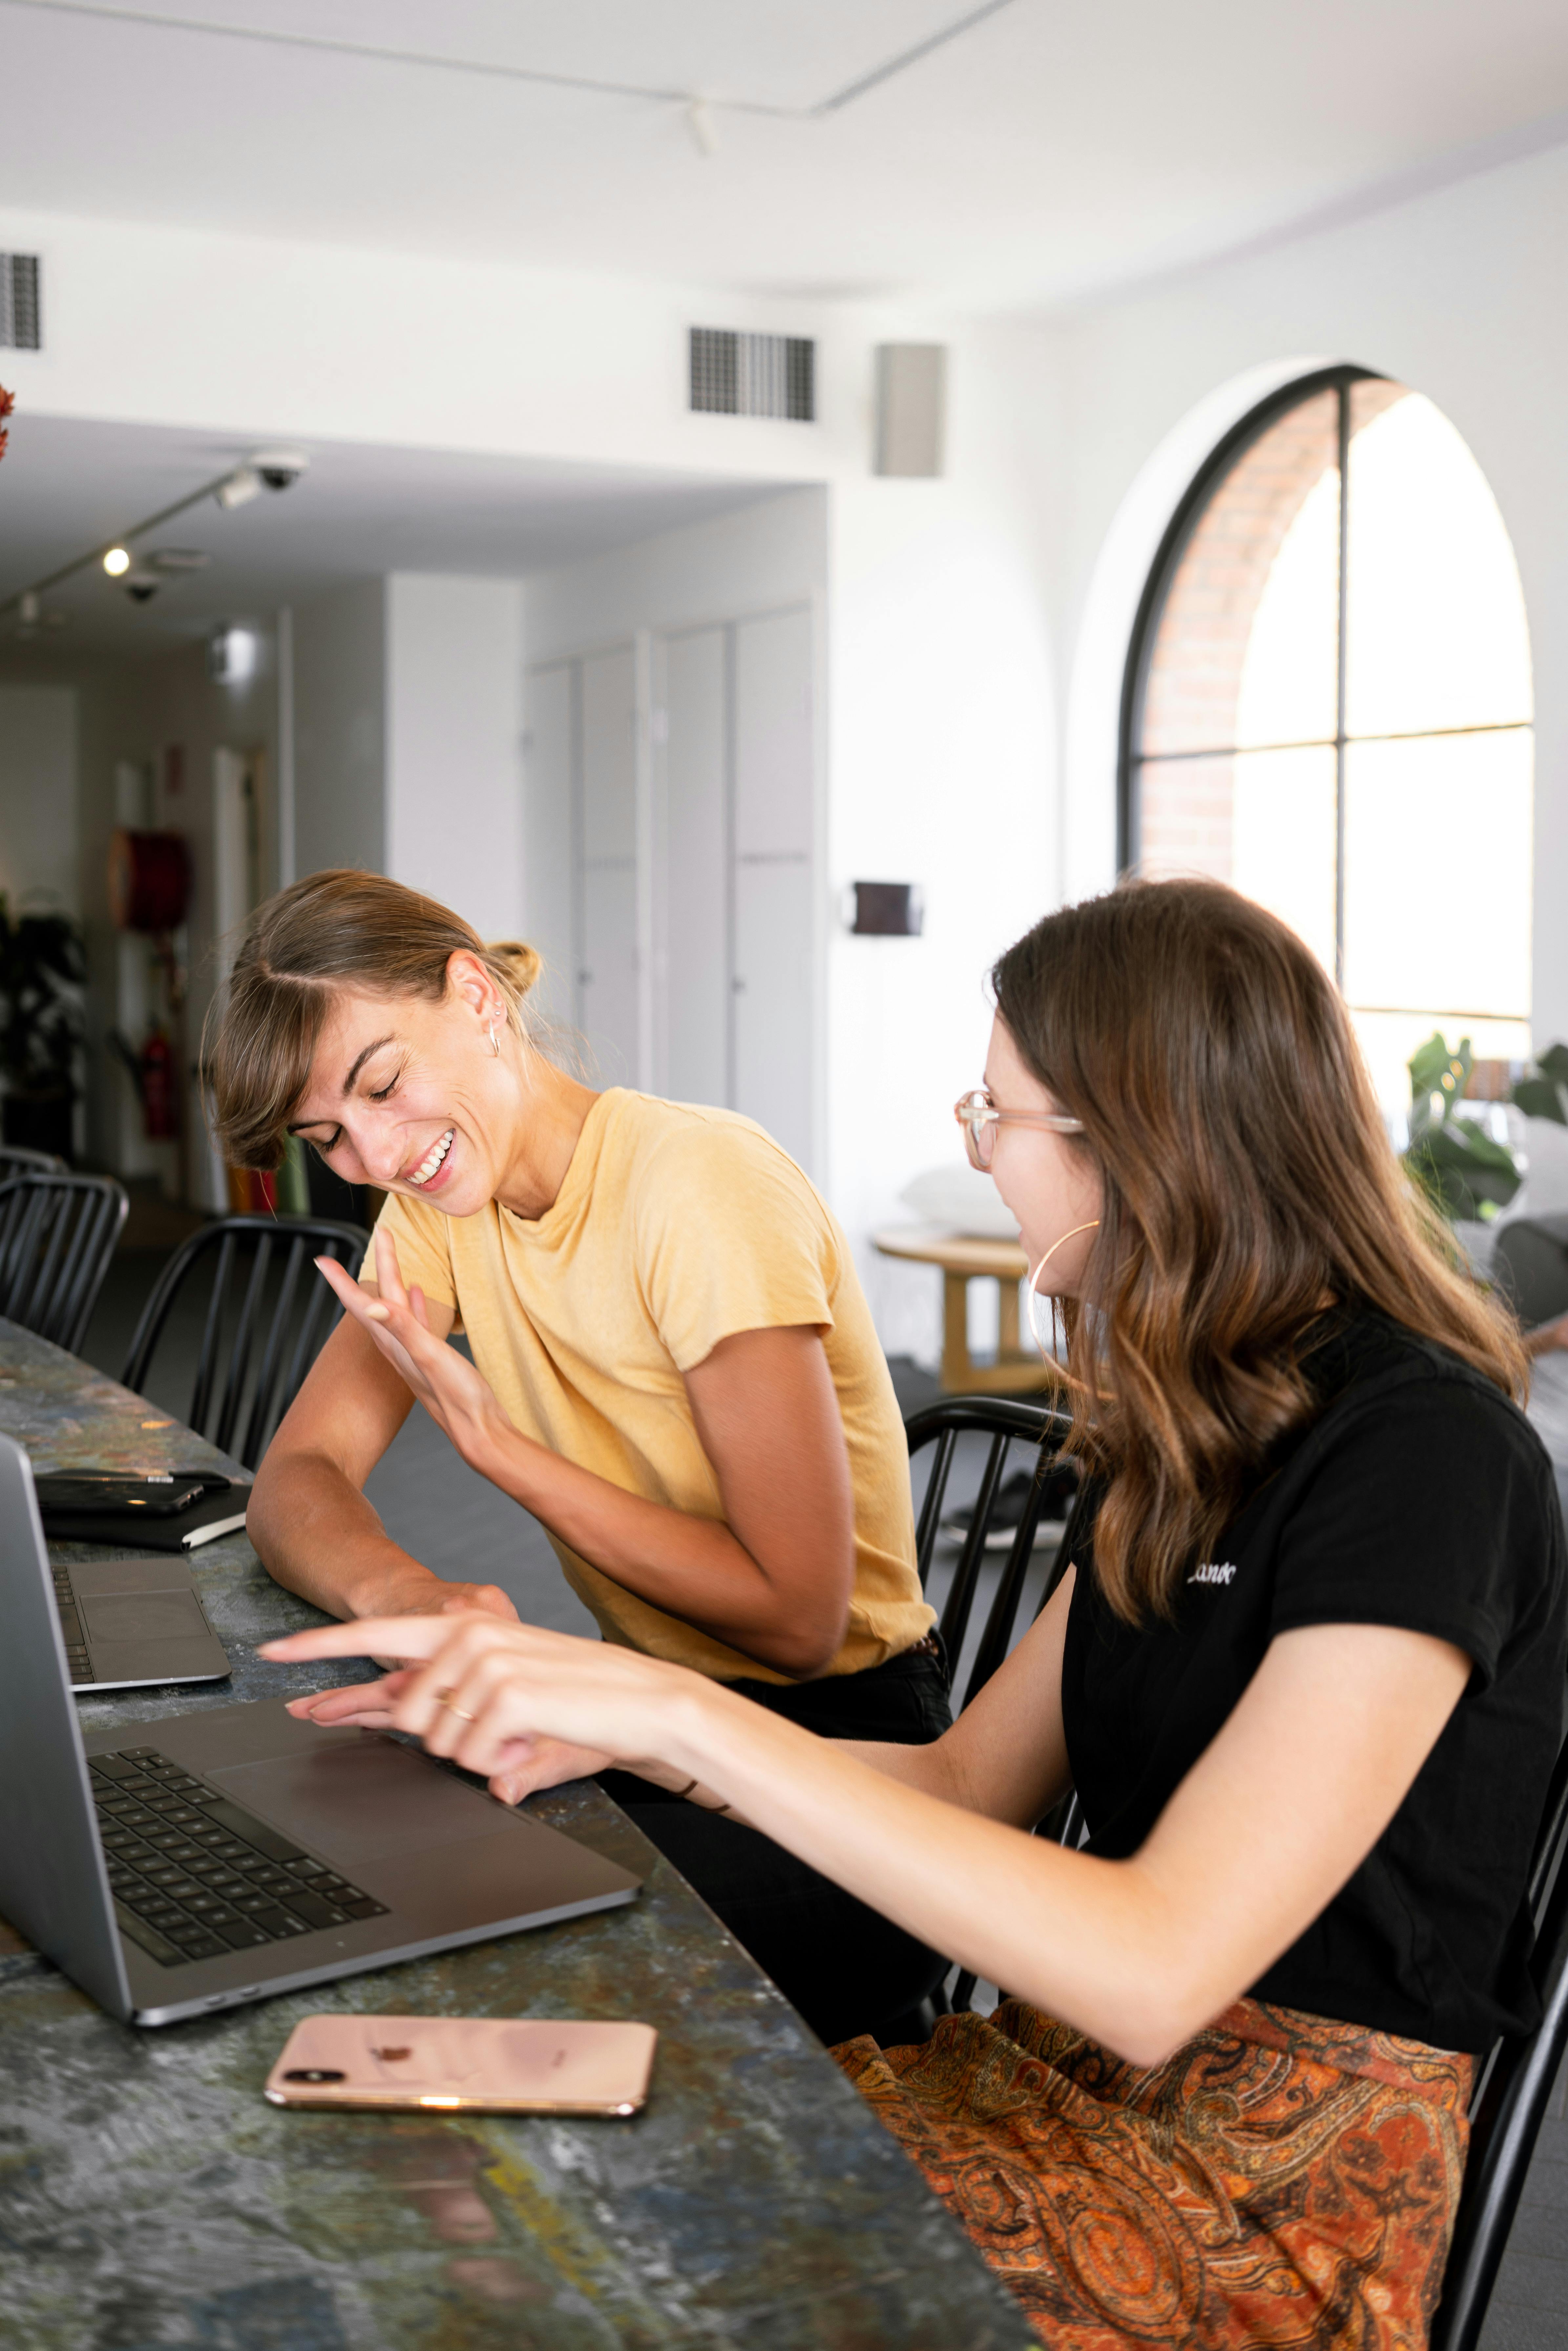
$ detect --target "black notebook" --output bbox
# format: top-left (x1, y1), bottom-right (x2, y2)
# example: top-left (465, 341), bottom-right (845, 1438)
top-left (35, 1472), bottom-right (252, 1553)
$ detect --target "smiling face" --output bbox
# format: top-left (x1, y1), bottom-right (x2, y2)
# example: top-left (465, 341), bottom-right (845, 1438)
top-left (982, 1014), bottom-right (1103, 1298)
top-left (288, 953), bottom-right (521, 1218)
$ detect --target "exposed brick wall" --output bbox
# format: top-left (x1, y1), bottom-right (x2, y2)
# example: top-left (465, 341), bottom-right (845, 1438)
top-left (1135, 380), bottom-right (1407, 883)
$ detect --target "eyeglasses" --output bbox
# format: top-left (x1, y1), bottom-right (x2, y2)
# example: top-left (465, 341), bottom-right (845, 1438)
top-left (954, 1088), bottom-right (1084, 1172)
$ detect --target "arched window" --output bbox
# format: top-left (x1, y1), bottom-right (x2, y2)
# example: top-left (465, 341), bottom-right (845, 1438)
top-left (1120, 366), bottom-right (1533, 1105)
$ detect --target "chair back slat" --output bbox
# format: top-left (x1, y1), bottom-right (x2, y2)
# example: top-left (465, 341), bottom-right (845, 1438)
top-left (5, 1189), bottom-right (57, 1328)
top-left (276, 1264), bottom-right (347, 1427)
top-left (46, 1194), bottom-right (97, 1342)
top-left (937, 1432), bottom-right (1013, 1655)
top-left (904, 1395), bottom-right (1075, 1679)
top-left (914, 1426), bottom-right (958, 1588)
top-left (214, 1232), bottom-right (274, 1456)
top-left (121, 1214), bottom-right (371, 1471)
top-left (962, 1464), bottom-right (1061, 1706)
top-left (187, 1230), bottom-right (238, 1435)
top-left (0, 1175), bottom-right (128, 1355)
top-left (240, 1235), bottom-right (309, 1468)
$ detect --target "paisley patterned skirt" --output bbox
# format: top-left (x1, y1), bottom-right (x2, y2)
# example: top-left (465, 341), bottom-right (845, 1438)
top-left (834, 1996), bottom-right (1473, 2349)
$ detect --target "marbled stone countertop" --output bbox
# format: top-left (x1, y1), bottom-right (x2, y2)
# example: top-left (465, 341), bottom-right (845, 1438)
top-left (0, 1322), bottom-right (1032, 2350)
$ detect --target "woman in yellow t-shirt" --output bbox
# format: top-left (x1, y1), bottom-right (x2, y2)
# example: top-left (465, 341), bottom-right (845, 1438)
top-left (215, 869), bottom-right (945, 2043)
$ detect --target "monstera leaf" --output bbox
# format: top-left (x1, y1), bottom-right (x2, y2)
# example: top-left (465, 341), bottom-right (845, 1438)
top-left (1404, 1118), bottom-right (1522, 1223)
top-left (1402, 1030), bottom-right (1522, 1224)
top-left (1514, 1043), bottom-right (1568, 1125)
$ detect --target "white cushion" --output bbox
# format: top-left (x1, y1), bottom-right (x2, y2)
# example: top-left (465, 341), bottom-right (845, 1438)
top-left (898, 1162), bottom-right (1021, 1239)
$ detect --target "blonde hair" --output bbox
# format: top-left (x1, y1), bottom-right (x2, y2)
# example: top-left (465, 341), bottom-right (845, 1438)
top-left (209, 870), bottom-right (542, 1168)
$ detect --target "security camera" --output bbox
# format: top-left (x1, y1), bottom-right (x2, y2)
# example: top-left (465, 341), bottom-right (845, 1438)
top-left (249, 447), bottom-right (309, 493)
top-left (123, 573), bottom-right (159, 604)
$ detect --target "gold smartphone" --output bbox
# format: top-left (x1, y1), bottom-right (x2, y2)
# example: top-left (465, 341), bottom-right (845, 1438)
top-left (264, 2014), bottom-right (658, 2116)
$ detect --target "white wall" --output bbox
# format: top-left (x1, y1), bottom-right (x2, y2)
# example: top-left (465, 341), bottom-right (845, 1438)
top-left (522, 391), bottom-right (1063, 1363)
top-left (385, 576), bottom-right (526, 941)
top-left (827, 330), bottom-right (1060, 1362)
top-left (0, 686), bottom-right (79, 914)
top-left (292, 581), bottom-right (386, 879)
top-left (0, 205), bottom-right (853, 484)
top-left (1042, 137), bottom-right (1568, 1051)
top-left (524, 488), bottom-right (828, 658)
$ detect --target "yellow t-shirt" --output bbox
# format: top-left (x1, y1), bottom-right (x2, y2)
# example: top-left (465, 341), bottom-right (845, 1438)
top-left (365, 1089), bottom-right (931, 1682)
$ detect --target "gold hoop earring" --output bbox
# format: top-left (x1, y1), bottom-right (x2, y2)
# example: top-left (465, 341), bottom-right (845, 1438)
top-left (1027, 1219), bottom-right (1100, 1356)
top-left (489, 1019), bottom-right (502, 1057)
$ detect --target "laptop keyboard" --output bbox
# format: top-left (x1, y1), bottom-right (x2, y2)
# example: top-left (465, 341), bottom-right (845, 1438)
top-left (52, 1564), bottom-right (91, 1684)
top-left (89, 1747), bottom-right (389, 1967)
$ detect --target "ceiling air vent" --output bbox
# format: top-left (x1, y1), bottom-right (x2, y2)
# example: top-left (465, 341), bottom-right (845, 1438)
top-left (0, 255), bottom-right (41, 350)
top-left (690, 328), bottom-right (814, 423)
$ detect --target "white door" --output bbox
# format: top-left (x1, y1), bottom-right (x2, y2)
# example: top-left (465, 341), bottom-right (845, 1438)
top-left (731, 608), bottom-right (815, 1165)
top-left (732, 858), bottom-right (815, 1167)
top-left (657, 626), bottom-right (728, 1106)
top-left (578, 646), bottom-right (639, 1085)
top-left (522, 662), bottom-right (577, 1029)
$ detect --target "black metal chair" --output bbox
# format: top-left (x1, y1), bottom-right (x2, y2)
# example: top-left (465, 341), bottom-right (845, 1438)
top-left (907, 1394), bottom-right (1077, 1712)
top-left (120, 1214), bottom-right (371, 1472)
top-left (906, 1395), bottom-right (1082, 2019)
top-left (1430, 1721), bottom-right (1568, 2350)
top-left (0, 1173), bottom-right (129, 1355)
top-left (0, 1144), bottom-right (67, 1180)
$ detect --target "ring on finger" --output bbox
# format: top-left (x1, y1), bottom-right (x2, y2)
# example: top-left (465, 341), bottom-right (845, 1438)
top-left (436, 1686), bottom-right (476, 1722)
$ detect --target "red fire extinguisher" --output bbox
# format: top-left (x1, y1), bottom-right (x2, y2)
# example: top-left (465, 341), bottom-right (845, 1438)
top-left (139, 1026), bottom-right (178, 1141)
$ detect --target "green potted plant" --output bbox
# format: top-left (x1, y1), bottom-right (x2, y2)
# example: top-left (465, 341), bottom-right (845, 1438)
top-left (1512, 1043), bottom-right (1568, 1126)
top-left (1401, 1032), bottom-right (1522, 1225)
top-left (0, 896), bottom-right (85, 1162)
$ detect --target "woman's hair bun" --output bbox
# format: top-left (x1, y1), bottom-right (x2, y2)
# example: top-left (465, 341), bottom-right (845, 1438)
top-left (487, 939), bottom-right (542, 998)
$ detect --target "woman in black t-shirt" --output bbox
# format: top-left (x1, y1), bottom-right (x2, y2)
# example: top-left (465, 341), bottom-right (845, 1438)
top-left (265, 879), bottom-right (1567, 2350)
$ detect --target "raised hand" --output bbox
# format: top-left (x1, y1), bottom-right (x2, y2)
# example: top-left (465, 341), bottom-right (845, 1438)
top-left (313, 1231), bottom-right (511, 1466)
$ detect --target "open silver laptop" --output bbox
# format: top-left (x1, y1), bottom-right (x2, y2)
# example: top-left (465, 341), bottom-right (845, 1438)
top-left (52, 1553), bottom-right (231, 1691)
top-left (0, 1434), bottom-right (642, 2026)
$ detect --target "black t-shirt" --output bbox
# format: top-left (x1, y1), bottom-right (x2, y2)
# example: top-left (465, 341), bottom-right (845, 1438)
top-left (1060, 1309), bottom-right (1567, 2052)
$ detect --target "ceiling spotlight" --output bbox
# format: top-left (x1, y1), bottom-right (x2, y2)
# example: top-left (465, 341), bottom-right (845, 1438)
top-left (148, 547), bottom-right (211, 574)
top-left (102, 545), bottom-right (132, 577)
top-left (215, 467), bottom-right (262, 511)
top-left (123, 572), bottom-right (160, 604)
top-left (249, 447), bottom-right (308, 492)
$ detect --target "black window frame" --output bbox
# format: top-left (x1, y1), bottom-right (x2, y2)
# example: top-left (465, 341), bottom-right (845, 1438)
top-left (1116, 363), bottom-right (1377, 984)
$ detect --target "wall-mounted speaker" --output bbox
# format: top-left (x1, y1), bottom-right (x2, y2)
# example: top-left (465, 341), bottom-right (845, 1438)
top-left (875, 345), bottom-right (947, 478)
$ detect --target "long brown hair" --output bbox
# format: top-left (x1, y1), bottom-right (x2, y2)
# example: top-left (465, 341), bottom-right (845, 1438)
top-left (209, 870), bottom-right (542, 1169)
top-left (992, 878), bottom-right (1526, 1623)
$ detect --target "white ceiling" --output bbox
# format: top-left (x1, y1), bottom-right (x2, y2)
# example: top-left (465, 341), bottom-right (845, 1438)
top-left (0, 413), bottom-right (781, 653)
top-left (4, 0), bottom-right (1568, 310)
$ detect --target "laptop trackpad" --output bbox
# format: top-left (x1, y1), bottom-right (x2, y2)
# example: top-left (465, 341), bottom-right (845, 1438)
top-left (79, 1590), bottom-right (211, 1642)
top-left (211, 1739), bottom-right (511, 1863)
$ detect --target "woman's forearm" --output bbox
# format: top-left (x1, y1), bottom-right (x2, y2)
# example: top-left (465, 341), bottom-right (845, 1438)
top-left (663, 1683), bottom-right (1189, 2061)
top-left (464, 1415), bottom-right (841, 1675)
top-left (248, 1447), bottom-right (457, 1620)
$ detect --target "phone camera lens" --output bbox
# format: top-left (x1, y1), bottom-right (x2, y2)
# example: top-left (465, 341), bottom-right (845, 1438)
top-left (283, 2067), bottom-right (347, 2083)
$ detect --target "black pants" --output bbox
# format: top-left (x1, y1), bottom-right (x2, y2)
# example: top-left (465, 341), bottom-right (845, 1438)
top-left (598, 1644), bottom-right (953, 2047)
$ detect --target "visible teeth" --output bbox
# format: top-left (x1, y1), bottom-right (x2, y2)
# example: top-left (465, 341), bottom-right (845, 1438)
top-left (408, 1129), bottom-right (454, 1186)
